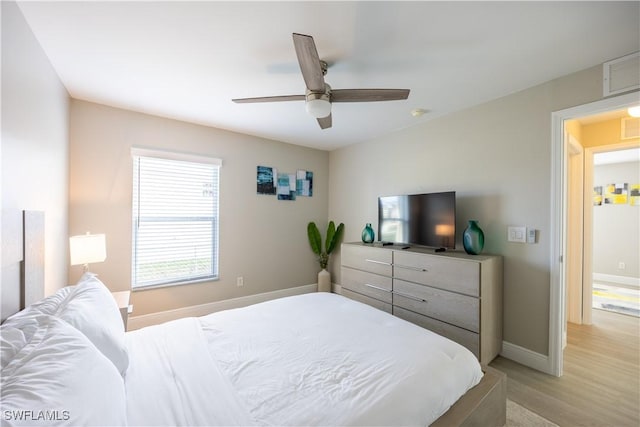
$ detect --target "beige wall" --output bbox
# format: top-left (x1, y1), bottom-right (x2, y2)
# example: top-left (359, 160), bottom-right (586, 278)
top-left (329, 65), bottom-right (604, 356)
top-left (69, 100), bottom-right (329, 316)
top-left (1, 1), bottom-right (69, 320)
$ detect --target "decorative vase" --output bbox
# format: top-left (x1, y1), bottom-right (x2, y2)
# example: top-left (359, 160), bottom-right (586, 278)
top-left (317, 269), bottom-right (331, 292)
top-left (362, 223), bottom-right (375, 243)
top-left (463, 220), bottom-right (485, 255)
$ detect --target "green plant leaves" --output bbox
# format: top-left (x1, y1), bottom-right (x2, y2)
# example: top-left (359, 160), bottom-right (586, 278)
top-left (326, 221), bottom-right (344, 254)
top-left (307, 222), bottom-right (322, 255)
top-left (308, 220), bottom-right (344, 269)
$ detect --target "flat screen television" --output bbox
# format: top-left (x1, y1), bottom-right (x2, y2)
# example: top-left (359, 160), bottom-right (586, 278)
top-left (378, 191), bottom-right (456, 249)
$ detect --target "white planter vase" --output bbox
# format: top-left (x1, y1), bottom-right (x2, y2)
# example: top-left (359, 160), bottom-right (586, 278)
top-left (317, 269), bottom-right (331, 292)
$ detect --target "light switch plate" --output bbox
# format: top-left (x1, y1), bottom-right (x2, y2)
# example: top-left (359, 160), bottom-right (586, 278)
top-left (527, 228), bottom-right (537, 244)
top-left (508, 226), bottom-right (527, 243)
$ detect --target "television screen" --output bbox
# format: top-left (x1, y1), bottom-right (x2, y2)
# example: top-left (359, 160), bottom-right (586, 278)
top-left (378, 191), bottom-right (456, 249)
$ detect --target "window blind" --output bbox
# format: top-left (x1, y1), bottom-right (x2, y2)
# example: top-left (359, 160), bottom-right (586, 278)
top-left (132, 150), bottom-right (220, 288)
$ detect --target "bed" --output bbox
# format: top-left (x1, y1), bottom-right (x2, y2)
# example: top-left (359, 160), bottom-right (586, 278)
top-left (1, 217), bottom-right (506, 426)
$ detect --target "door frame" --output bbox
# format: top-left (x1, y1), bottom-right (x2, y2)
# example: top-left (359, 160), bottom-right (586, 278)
top-left (550, 91), bottom-right (639, 377)
top-left (566, 133), bottom-right (584, 328)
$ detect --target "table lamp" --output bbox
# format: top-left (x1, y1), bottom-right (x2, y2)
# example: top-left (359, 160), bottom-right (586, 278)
top-left (70, 232), bottom-right (106, 272)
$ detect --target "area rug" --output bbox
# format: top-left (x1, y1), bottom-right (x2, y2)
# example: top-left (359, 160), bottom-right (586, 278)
top-left (507, 399), bottom-right (559, 427)
top-left (593, 282), bottom-right (640, 317)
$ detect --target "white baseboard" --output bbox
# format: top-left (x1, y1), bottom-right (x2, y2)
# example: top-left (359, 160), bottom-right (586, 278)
top-left (500, 341), bottom-right (551, 374)
top-left (593, 273), bottom-right (640, 288)
top-left (128, 284), bottom-right (317, 330)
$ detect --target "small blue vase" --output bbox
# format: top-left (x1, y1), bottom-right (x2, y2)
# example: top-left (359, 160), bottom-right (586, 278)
top-left (362, 223), bottom-right (375, 243)
top-left (463, 220), bottom-right (484, 255)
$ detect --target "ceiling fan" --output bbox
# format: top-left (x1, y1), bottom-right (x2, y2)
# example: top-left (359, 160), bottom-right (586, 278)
top-left (232, 33), bottom-right (410, 130)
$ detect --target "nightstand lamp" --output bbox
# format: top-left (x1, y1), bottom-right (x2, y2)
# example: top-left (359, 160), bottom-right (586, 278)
top-left (70, 232), bottom-right (106, 272)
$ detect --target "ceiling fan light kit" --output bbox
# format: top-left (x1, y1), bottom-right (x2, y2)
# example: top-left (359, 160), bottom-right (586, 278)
top-left (305, 88), bottom-right (331, 118)
top-left (232, 33), bottom-right (410, 129)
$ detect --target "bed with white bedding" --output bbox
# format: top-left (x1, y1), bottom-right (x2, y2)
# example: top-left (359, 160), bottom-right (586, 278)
top-left (1, 273), bottom-right (506, 426)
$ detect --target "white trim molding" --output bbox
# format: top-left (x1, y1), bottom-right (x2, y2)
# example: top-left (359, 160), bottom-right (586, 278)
top-left (128, 284), bottom-right (316, 330)
top-left (500, 341), bottom-right (550, 374)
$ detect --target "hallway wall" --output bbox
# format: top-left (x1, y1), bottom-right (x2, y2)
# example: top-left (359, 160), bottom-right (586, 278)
top-left (593, 159), bottom-right (640, 282)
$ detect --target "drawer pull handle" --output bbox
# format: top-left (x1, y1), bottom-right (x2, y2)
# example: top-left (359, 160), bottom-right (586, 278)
top-left (365, 259), bottom-right (391, 266)
top-left (394, 263), bottom-right (428, 272)
top-left (364, 283), bottom-right (392, 293)
top-left (393, 290), bottom-right (427, 303)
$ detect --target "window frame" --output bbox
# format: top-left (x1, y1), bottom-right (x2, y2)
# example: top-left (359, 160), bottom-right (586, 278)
top-left (130, 147), bottom-right (222, 290)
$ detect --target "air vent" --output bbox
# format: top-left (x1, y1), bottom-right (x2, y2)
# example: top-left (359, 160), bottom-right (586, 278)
top-left (603, 52), bottom-right (640, 97)
top-left (621, 117), bottom-right (640, 140)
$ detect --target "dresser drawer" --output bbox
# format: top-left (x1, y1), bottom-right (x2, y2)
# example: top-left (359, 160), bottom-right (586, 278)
top-left (393, 306), bottom-right (479, 358)
top-left (341, 288), bottom-right (393, 314)
top-left (393, 251), bottom-right (479, 297)
top-left (341, 244), bottom-right (392, 276)
top-left (393, 279), bottom-right (479, 332)
top-left (341, 267), bottom-right (393, 304)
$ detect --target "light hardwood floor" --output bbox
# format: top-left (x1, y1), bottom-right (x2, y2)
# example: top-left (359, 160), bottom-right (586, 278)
top-left (490, 309), bottom-right (640, 427)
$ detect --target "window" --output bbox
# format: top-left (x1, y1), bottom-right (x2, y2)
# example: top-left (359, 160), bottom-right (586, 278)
top-left (131, 148), bottom-right (221, 289)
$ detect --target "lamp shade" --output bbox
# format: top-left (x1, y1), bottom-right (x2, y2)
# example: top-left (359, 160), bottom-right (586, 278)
top-left (70, 233), bottom-right (106, 266)
top-left (305, 89), bottom-right (331, 119)
top-left (435, 224), bottom-right (454, 236)
top-left (306, 98), bottom-right (331, 118)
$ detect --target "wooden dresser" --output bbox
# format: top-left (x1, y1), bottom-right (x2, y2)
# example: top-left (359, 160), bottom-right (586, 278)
top-left (340, 242), bottom-right (503, 366)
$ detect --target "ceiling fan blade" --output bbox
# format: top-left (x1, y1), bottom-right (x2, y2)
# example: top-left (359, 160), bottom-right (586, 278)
top-left (232, 95), bottom-right (305, 103)
top-left (317, 114), bottom-right (332, 130)
top-left (331, 89), bottom-right (410, 103)
top-left (292, 33), bottom-right (325, 92)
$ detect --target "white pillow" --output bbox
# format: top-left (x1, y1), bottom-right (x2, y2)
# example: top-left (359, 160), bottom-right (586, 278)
top-left (2, 274), bottom-right (129, 376)
top-left (14, 285), bottom-right (75, 317)
top-left (2, 286), bottom-right (75, 336)
top-left (56, 273), bottom-right (129, 376)
top-left (0, 324), bottom-right (28, 369)
top-left (1, 316), bottom-right (127, 426)
top-left (1, 287), bottom-right (75, 367)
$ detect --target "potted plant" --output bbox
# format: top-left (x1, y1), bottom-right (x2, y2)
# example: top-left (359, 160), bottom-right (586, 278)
top-left (307, 221), bottom-right (344, 292)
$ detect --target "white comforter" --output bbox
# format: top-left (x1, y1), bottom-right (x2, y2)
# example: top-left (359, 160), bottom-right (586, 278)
top-left (125, 293), bottom-right (483, 426)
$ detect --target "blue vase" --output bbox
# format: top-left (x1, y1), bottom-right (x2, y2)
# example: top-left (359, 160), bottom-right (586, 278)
top-left (463, 220), bottom-right (484, 255)
top-left (362, 223), bottom-right (375, 243)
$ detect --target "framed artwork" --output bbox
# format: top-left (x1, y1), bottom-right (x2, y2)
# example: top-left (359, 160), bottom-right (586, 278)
top-left (257, 166), bottom-right (276, 195)
top-left (630, 184), bottom-right (640, 206)
top-left (593, 186), bottom-right (603, 206)
top-left (277, 173), bottom-right (296, 201)
top-left (604, 183), bottom-right (628, 205)
top-left (258, 165), bottom-right (313, 201)
top-left (296, 170), bottom-right (313, 197)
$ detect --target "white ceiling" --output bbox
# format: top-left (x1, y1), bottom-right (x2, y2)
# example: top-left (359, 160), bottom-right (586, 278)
top-left (17, 1), bottom-right (640, 151)
top-left (594, 148), bottom-right (640, 165)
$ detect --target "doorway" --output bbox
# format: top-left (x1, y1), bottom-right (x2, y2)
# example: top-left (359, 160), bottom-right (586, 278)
top-left (589, 147), bottom-right (640, 318)
top-left (549, 91), bottom-right (640, 377)
top-left (565, 119), bottom-right (640, 327)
